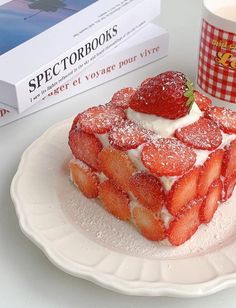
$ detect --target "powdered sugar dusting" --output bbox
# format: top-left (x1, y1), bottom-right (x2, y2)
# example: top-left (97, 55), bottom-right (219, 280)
top-left (80, 105), bottom-right (126, 134)
top-left (176, 118), bottom-right (222, 150)
top-left (110, 87), bottom-right (136, 110)
top-left (192, 133), bottom-right (236, 167)
top-left (67, 88), bottom-right (236, 252)
top-left (108, 120), bottom-right (148, 150)
top-left (206, 106), bottom-right (236, 134)
top-left (141, 138), bottom-right (197, 176)
top-left (60, 177), bottom-right (236, 259)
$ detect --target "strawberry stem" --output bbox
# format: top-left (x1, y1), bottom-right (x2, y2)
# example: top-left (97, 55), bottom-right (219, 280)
top-left (184, 79), bottom-right (195, 112)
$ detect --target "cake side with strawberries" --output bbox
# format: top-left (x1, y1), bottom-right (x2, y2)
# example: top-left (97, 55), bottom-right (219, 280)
top-left (68, 71), bottom-right (236, 246)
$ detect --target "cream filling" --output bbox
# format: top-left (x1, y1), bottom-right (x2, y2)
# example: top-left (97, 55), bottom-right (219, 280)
top-left (126, 102), bottom-right (202, 138)
top-left (94, 106), bottom-right (236, 229)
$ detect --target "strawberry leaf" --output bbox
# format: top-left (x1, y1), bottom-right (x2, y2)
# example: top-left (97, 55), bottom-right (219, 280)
top-left (187, 96), bottom-right (195, 111)
top-left (185, 78), bottom-right (194, 113)
top-left (184, 90), bottom-right (193, 98)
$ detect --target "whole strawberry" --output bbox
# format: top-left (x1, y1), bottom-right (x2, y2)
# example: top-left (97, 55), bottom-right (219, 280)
top-left (129, 71), bottom-right (195, 119)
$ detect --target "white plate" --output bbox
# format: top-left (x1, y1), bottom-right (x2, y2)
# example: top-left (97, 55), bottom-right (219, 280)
top-left (11, 119), bottom-right (236, 297)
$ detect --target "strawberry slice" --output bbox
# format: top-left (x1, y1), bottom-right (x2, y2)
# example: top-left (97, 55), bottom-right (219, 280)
top-left (175, 117), bottom-right (222, 150)
top-left (200, 179), bottom-right (223, 224)
top-left (167, 168), bottom-right (200, 216)
top-left (70, 113), bottom-right (82, 131)
top-left (108, 120), bottom-right (148, 151)
top-left (167, 198), bottom-right (203, 246)
top-left (140, 77), bottom-right (153, 86)
top-left (198, 149), bottom-right (224, 197)
top-left (98, 147), bottom-right (136, 191)
top-left (141, 138), bottom-right (196, 176)
top-left (205, 106), bottom-right (236, 134)
top-left (98, 179), bottom-right (131, 220)
top-left (69, 160), bottom-right (99, 198)
top-left (79, 105), bottom-right (126, 134)
top-left (110, 87), bottom-right (136, 110)
top-left (194, 90), bottom-right (212, 111)
top-left (222, 139), bottom-right (236, 179)
top-left (68, 128), bottom-right (103, 171)
top-left (129, 172), bottom-right (166, 213)
top-left (223, 172), bottom-right (236, 201)
top-left (132, 207), bottom-right (166, 241)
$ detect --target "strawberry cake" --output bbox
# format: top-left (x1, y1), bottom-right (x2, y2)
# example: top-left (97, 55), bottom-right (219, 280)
top-left (68, 71), bottom-right (236, 246)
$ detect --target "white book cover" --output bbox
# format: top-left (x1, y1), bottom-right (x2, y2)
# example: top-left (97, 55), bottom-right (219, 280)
top-left (0, 23), bottom-right (169, 127)
top-left (0, 0), bottom-right (160, 113)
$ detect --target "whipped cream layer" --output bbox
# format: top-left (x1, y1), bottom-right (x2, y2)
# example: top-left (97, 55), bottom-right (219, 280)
top-left (125, 102), bottom-right (203, 191)
top-left (127, 102), bottom-right (202, 138)
top-left (96, 104), bottom-right (236, 193)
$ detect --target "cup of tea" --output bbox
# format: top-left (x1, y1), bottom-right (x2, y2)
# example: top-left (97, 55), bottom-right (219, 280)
top-left (196, 0), bottom-right (236, 109)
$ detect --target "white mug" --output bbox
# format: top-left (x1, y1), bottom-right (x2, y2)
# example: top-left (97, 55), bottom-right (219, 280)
top-left (196, 0), bottom-right (236, 109)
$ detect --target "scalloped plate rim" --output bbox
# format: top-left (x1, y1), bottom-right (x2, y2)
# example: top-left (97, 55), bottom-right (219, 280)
top-left (10, 118), bottom-right (236, 297)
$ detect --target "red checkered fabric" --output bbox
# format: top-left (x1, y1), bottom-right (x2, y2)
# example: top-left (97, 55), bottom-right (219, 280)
top-left (197, 19), bottom-right (236, 104)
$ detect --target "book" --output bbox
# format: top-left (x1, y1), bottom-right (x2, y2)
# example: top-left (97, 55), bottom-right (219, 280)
top-left (0, 0), bottom-right (160, 113)
top-left (0, 23), bottom-right (169, 127)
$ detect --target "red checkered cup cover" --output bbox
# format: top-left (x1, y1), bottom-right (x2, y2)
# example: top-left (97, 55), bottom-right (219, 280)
top-left (197, 19), bottom-right (236, 104)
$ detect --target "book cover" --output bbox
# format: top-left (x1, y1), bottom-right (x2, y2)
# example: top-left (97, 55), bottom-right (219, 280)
top-left (0, 0), bottom-right (97, 55)
top-left (0, 23), bottom-right (169, 127)
top-left (0, 0), bottom-right (160, 113)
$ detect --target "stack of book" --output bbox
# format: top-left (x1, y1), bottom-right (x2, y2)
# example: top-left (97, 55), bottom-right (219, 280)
top-left (0, 0), bottom-right (169, 126)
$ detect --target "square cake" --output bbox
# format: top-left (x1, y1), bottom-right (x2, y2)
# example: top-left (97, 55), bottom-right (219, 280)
top-left (68, 71), bottom-right (236, 246)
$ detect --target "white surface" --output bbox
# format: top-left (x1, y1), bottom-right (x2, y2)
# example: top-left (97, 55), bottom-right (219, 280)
top-left (1, 0), bottom-right (236, 307)
top-left (11, 117), bottom-right (236, 296)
